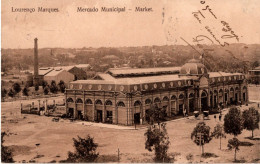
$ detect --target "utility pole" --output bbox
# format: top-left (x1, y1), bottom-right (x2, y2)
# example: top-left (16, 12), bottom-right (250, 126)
top-left (117, 148), bottom-right (120, 162)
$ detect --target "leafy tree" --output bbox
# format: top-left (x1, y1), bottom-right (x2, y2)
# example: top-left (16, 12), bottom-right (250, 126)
top-left (227, 138), bottom-right (240, 162)
top-left (224, 107), bottom-right (243, 137)
top-left (144, 123), bottom-right (170, 162)
top-left (1, 132), bottom-right (14, 163)
top-left (22, 87), bottom-right (29, 96)
top-left (50, 80), bottom-right (58, 93)
top-left (42, 80), bottom-right (48, 89)
top-left (146, 104), bottom-right (166, 125)
top-left (211, 124), bottom-right (226, 150)
top-left (43, 86), bottom-right (49, 95)
top-left (242, 107), bottom-right (259, 138)
top-left (58, 80), bottom-right (66, 93)
top-left (12, 82), bottom-right (21, 94)
top-left (66, 135), bottom-right (99, 163)
top-left (8, 89), bottom-right (15, 98)
top-left (191, 122), bottom-right (212, 155)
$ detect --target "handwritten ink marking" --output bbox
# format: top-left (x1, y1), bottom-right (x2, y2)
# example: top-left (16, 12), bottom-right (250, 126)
top-left (202, 5), bottom-right (217, 19)
top-left (200, 1), bottom-right (205, 4)
top-left (204, 26), bottom-right (229, 47)
top-left (193, 35), bottom-right (214, 44)
top-left (192, 10), bottom-right (205, 24)
top-left (221, 21), bottom-right (239, 41)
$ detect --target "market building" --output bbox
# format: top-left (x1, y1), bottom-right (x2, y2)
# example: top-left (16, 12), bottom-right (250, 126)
top-left (65, 59), bottom-right (248, 125)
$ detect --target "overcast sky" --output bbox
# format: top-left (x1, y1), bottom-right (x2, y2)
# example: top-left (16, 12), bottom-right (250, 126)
top-left (2, 0), bottom-right (260, 48)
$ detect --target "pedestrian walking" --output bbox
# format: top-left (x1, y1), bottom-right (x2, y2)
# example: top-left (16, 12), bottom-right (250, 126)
top-left (183, 108), bottom-right (186, 117)
top-left (219, 110), bottom-right (222, 121)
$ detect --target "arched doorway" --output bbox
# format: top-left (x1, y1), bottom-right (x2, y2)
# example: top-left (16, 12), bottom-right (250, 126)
top-left (85, 99), bottom-right (93, 121)
top-left (189, 93), bottom-right (195, 112)
top-left (95, 99), bottom-right (103, 122)
top-left (201, 91), bottom-right (208, 111)
top-left (105, 100), bottom-right (113, 123)
top-left (67, 98), bottom-right (74, 118)
top-left (178, 94), bottom-right (184, 115)
top-left (145, 99), bottom-right (152, 122)
top-left (162, 96), bottom-right (169, 117)
top-left (134, 100), bottom-right (142, 124)
top-left (171, 95), bottom-right (177, 116)
top-left (76, 98), bottom-right (83, 120)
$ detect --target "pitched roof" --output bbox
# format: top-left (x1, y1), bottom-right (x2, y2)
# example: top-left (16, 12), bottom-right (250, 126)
top-left (107, 67), bottom-right (181, 76)
top-left (45, 69), bottom-right (68, 77)
top-left (39, 67), bottom-right (53, 76)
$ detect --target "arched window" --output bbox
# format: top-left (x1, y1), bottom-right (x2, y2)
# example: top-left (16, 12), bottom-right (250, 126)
top-left (105, 100), bottom-right (113, 106)
top-left (67, 98), bottom-right (74, 103)
top-left (243, 86), bottom-right (247, 90)
top-left (219, 89), bottom-right (223, 93)
top-left (201, 91), bottom-right (207, 97)
top-left (189, 93), bottom-right (194, 98)
top-left (230, 88), bottom-right (234, 92)
top-left (171, 95), bottom-right (177, 100)
top-left (85, 99), bottom-right (93, 104)
top-left (117, 101), bottom-right (125, 107)
top-left (235, 87), bottom-right (239, 91)
top-left (76, 98), bottom-right (83, 103)
top-left (154, 97), bottom-right (161, 103)
top-left (134, 100), bottom-right (141, 106)
top-left (145, 99), bottom-right (152, 105)
top-left (163, 96), bottom-right (169, 102)
top-left (214, 90), bottom-right (218, 94)
top-left (95, 100), bottom-right (103, 105)
top-left (179, 94), bottom-right (184, 99)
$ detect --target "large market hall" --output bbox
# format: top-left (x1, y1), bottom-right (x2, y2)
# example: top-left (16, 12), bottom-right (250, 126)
top-left (65, 59), bottom-right (248, 125)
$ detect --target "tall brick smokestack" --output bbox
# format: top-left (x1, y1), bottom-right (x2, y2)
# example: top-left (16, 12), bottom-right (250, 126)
top-left (33, 38), bottom-right (39, 86)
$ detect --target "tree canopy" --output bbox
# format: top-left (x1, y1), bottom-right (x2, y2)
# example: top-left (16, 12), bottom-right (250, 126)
top-left (242, 107), bottom-right (259, 138)
top-left (224, 107), bottom-right (243, 137)
top-left (66, 135), bottom-right (99, 163)
top-left (191, 122), bottom-right (212, 154)
top-left (144, 123), bottom-right (170, 162)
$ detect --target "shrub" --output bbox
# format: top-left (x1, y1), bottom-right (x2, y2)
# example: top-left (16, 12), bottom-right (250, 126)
top-left (66, 135), bottom-right (99, 163)
top-left (1, 132), bottom-right (14, 162)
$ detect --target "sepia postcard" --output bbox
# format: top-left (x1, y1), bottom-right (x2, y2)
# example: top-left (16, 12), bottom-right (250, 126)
top-left (1, 0), bottom-right (260, 163)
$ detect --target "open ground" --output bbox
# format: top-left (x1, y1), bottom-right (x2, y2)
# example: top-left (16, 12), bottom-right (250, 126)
top-left (1, 86), bottom-right (260, 163)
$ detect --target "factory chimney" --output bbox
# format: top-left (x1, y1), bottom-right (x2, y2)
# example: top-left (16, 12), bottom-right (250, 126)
top-left (33, 38), bottom-right (39, 86)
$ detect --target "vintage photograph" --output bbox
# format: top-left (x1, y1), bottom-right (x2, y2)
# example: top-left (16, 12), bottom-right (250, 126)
top-left (1, 0), bottom-right (260, 163)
